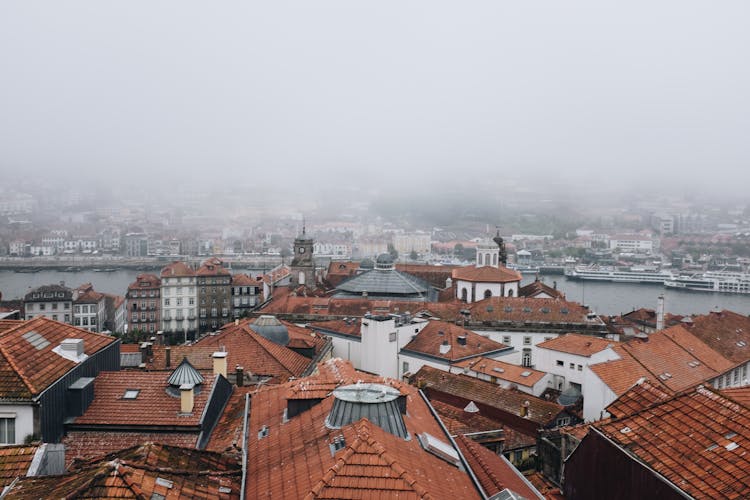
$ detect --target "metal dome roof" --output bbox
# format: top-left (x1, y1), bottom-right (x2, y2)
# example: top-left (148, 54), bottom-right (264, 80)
top-left (248, 315), bottom-right (290, 345)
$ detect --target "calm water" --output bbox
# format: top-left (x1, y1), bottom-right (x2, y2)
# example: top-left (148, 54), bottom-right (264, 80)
top-left (1, 270), bottom-right (749, 317)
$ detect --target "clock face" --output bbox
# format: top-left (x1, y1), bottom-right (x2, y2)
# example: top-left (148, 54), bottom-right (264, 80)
top-left (299, 247), bottom-right (305, 254)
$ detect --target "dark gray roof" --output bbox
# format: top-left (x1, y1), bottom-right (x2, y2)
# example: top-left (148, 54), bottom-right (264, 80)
top-left (248, 315), bottom-right (289, 345)
top-left (335, 268), bottom-right (431, 298)
top-left (167, 357), bottom-right (205, 387)
top-left (325, 383), bottom-right (408, 439)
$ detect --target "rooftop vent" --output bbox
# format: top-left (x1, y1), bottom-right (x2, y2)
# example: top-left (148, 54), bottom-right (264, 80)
top-left (417, 432), bottom-right (460, 467)
top-left (464, 401), bottom-right (480, 413)
top-left (521, 371), bottom-right (532, 377)
top-left (54, 339), bottom-right (88, 363)
top-left (620, 426), bottom-right (632, 434)
top-left (457, 336), bottom-right (467, 346)
top-left (326, 383), bottom-right (407, 439)
top-left (329, 435), bottom-right (346, 456)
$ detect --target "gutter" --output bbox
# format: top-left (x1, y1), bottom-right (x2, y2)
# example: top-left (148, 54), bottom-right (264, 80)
top-left (240, 392), bottom-right (250, 500)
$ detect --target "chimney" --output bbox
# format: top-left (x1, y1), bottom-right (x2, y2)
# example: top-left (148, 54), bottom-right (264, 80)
top-left (439, 340), bottom-right (451, 355)
top-left (180, 383), bottom-right (194, 413)
top-left (60, 339), bottom-right (85, 359)
top-left (656, 294), bottom-right (665, 331)
top-left (165, 346), bottom-right (171, 368)
top-left (520, 400), bottom-right (530, 418)
top-left (213, 351), bottom-right (228, 378)
top-left (457, 335), bottom-right (467, 346)
top-left (140, 342), bottom-right (149, 363)
top-left (236, 365), bottom-right (244, 387)
top-left (156, 331), bottom-right (164, 345)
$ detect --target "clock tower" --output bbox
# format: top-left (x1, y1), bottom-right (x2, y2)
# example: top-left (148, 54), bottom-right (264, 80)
top-left (290, 222), bottom-right (315, 287)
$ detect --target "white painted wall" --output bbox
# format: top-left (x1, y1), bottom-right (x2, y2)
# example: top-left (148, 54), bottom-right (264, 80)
top-left (329, 335), bottom-right (362, 368)
top-left (455, 280), bottom-right (520, 303)
top-left (582, 366), bottom-right (618, 421)
top-left (0, 405), bottom-right (36, 445)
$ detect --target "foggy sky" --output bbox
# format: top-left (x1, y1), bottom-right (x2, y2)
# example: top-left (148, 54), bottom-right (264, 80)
top-left (1, 1), bottom-right (748, 195)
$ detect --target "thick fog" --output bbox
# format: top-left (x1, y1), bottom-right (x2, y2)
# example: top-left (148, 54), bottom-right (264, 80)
top-left (1, 1), bottom-right (748, 199)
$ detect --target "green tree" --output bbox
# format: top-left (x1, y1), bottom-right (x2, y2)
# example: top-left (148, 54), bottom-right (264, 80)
top-left (409, 250), bottom-right (418, 261)
top-left (387, 243), bottom-right (399, 260)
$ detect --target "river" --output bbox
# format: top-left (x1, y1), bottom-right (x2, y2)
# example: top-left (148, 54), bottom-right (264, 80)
top-left (1, 270), bottom-right (749, 317)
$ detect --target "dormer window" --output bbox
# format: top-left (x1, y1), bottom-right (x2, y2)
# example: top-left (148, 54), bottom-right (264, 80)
top-left (123, 389), bottom-right (140, 399)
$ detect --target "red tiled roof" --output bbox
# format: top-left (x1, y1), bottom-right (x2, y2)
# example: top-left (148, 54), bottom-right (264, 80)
top-left (588, 345), bottom-right (658, 397)
top-left (0, 317), bottom-right (117, 399)
top-left (518, 279), bottom-right (565, 299)
top-left (402, 321), bottom-right (508, 361)
top-left (145, 345), bottom-right (217, 371)
top-left (456, 434), bottom-right (543, 499)
top-left (0, 320), bottom-right (23, 335)
top-left (160, 261), bottom-right (195, 278)
top-left (414, 366), bottom-right (564, 428)
top-left (72, 371), bottom-right (216, 427)
top-left (74, 289), bottom-right (105, 304)
top-left (537, 334), bottom-right (615, 357)
top-left (684, 310), bottom-right (750, 364)
top-left (595, 385), bottom-right (750, 499)
top-left (721, 386), bottom-right (750, 407)
top-left (231, 273), bottom-right (261, 286)
top-left (193, 321), bottom-right (313, 383)
top-left (127, 273), bottom-right (161, 291)
top-left (453, 357), bottom-right (547, 387)
top-left (245, 360), bottom-right (481, 499)
top-left (205, 387), bottom-right (255, 455)
top-left (7, 443), bottom-right (241, 499)
top-left (0, 444), bottom-right (39, 488)
top-left (430, 399), bottom-right (505, 436)
top-left (452, 265), bottom-right (522, 283)
top-left (467, 297), bottom-right (597, 325)
top-left (62, 431), bottom-right (199, 469)
top-left (196, 260), bottom-right (231, 276)
top-left (605, 379), bottom-right (672, 418)
top-left (308, 318), bottom-right (362, 337)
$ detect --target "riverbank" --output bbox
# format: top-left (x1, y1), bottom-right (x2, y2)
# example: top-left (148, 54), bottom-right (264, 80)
top-left (0, 255), bottom-right (283, 271)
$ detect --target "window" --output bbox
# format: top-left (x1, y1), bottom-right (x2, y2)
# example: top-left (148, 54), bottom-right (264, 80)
top-left (0, 417), bottom-right (15, 444)
top-left (39, 304), bottom-right (46, 311)
top-left (556, 417), bottom-right (570, 427)
top-left (64, 314), bottom-right (70, 322)
top-left (577, 364), bottom-right (583, 371)
top-left (123, 389), bottom-right (140, 399)
top-left (52, 315), bottom-right (58, 321)
top-left (569, 363), bottom-right (575, 369)
top-left (523, 336), bottom-right (531, 345)
top-left (164, 298), bottom-right (170, 306)
top-left (176, 298), bottom-right (183, 306)
top-left (189, 297), bottom-right (195, 306)
top-left (502, 336), bottom-right (511, 344)
top-left (389, 332), bottom-right (397, 342)
top-left (52, 303), bottom-right (58, 310)
top-left (522, 348), bottom-right (532, 367)
top-left (402, 361), bottom-right (409, 374)
top-left (556, 360), bottom-right (564, 367)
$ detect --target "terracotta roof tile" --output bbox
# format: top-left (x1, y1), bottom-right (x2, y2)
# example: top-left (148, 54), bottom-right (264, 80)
top-left (537, 334), bottom-right (616, 357)
top-left (467, 297), bottom-right (599, 325)
top-left (71, 371), bottom-right (216, 427)
top-left (721, 386), bottom-right (750, 407)
top-left (308, 318), bottom-right (362, 337)
top-left (595, 386), bottom-right (750, 499)
top-left (193, 321), bottom-right (313, 383)
top-left (0, 317), bottom-right (117, 399)
top-left (452, 265), bottom-right (522, 283)
top-left (245, 359), bottom-right (482, 499)
top-left (231, 273), bottom-right (262, 286)
top-left (160, 261), bottom-right (195, 278)
top-left (6, 443), bottom-right (241, 499)
top-left (126, 273), bottom-right (161, 291)
top-left (0, 445), bottom-right (39, 488)
top-left (453, 357), bottom-right (547, 387)
top-left (429, 399), bottom-right (505, 436)
top-left (605, 379), bottom-right (672, 418)
top-left (684, 310), bottom-right (750, 364)
top-left (518, 279), bottom-right (565, 299)
top-left (402, 321), bottom-right (508, 361)
top-left (456, 434), bottom-right (543, 499)
top-left (414, 365), bottom-right (564, 428)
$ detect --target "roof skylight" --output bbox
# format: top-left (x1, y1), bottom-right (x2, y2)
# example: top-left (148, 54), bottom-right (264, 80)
top-left (123, 389), bottom-right (140, 399)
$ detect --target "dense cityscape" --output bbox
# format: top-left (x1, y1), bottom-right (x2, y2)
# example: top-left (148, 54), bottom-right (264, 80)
top-left (3, 1), bottom-right (750, 498)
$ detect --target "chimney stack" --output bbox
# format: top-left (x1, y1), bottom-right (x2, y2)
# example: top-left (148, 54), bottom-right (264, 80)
top-left (156, 331), bottom-right (164, 345)
top-left (439, 340), bottom-right (451, 355)
top-left (520, 400), bottom-right (530, 418)
top-left (140, 342), bottom-right (149, 363)
top-left (165, 346), bottom-right (171, 368)
top-left (457, 335), bottom-right (467, 346)
top-left (213, 351), bottom-right (228, 378)
top-left (656, 295), bottom-right (665, 331)
top-left (236, 365), bottom-right (244, 387)
top-left (180, 383), bottom-right (194, 413)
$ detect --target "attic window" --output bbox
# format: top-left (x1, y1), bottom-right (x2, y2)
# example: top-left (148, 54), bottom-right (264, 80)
top-left (417, 432), bottom-right (460, 467)
top-left (561, 308), bottom-right (569, 314)
top-left (22, 331), bottom-right (50, 350)
top-left (540, 307), bottom-right (550, 314)
top-left (123, 389), bottom-right (140, 399)
top-left (522, 307), bottom-right (532, 313)
top-left (687, 361), bottom-right (701, 368)
top-left (504, 306), bottom-right (513, 313)
top-left (492, 367), bottom-right (505, 374)
top-left (155, 477), bottom-right (173, 489)
top-left (658, 372), bottom-right (673, 380)
top-left (737, 341), bottom-right (747, 347)
top-left (218, 487), bottom-right (232, 494)
top-left (726, 442), bottom-right (739, 451)
top-left (620, 426), bottom-right (632, 434)
top-left (258, 425), bottom-right (269, 440)
top-left (521, 371), bottom-right (532, 377)
top-left (725, 432), bottom-right (738, 439)
top-left (706, 444), bottom-right (719, 451)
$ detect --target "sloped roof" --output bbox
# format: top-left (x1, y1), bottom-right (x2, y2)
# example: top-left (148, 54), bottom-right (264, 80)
top-left (71, 371), bottom-right (216, 427)
top-left (594, 386), bottom-right (750, 499)
top-left (336, 268), bottom-right (432, 297)
top-left (160, 261), bottom-right (195, 278)
top-left (684, 310), bottom-right (750, 364)
top-left (536, 334), bottom-right (615, 357)
top-left (0, 444), bottom-right (39, 488)
top-left (452, 265), bottom-right (521, 283)
top-left (414, 366), bottom-right (563, 427)
top-left (0, 317), bottom-right (117, 399)
top-left (245, 359), bottom-right (481, 499)
top-left (231, 273), bottom-right (261, 286)
top-left (127, 273), bottom-right (160, 291)
top-left (429, 399), bottom-right (505, 436)
top-left (604, 379), bottom-right (672, 418)
top-left (518, 279), bottom-right (565, 299)
top-left (401, 321), bottom-right (509, 362)
top-left (721, 386), bottom-right (750, 407)
top-left (455, 435), bottom-right (543, 499)
top-left (453, 357), bottom-right (546, 387)
top-left (5, 443), bottom-right (241, 499)
top-left (193, 321), bottom-right (313, 383)
top-left (467, 297), bottom-right (598, 326)
top-left (63, 431), bottom-right (199, 469)
top-left (308, 318), bottom-right (362, 337)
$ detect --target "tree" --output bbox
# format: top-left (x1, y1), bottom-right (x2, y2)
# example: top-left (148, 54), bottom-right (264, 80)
top-left (387, 243), bottom-right (399, 261)
top-left (280, 246), bottom-right (292, 264)
top-left (409, 250), bottom-right (418, 261)
top-left (453, 243), bottom-right (464, 257)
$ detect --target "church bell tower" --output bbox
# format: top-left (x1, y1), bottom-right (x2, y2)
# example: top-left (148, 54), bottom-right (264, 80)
top-left (290, 221), bottom-right (315, 287)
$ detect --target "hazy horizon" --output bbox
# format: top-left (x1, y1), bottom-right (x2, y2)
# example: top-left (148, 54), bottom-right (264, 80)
top-left (2, 1), bottom-right (749, 199)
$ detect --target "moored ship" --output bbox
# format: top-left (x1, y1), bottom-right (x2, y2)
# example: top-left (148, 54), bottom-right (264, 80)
top-left (564, 265), bottom-right (673, 283)
top-left (664, 271), bottom-right (750, 294)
